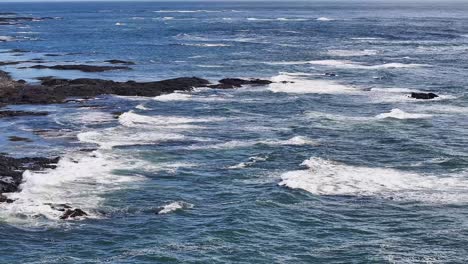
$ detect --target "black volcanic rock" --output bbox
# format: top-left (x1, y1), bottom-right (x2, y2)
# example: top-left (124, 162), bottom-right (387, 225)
top-left (0, 155), bottom-right (59, 201)
top-left (410, 92), bottom-right (439, 100)
top-left (8, 136), bottom-right (32, 142)
top-left (209, 78), bottom-right (273, 89)
top-left (60, 208), bottom-right (88, 220)
top-left (105, 59), bottom-right (136, 65)
top-left (40, 76), bottom-right (211, 97)
top-left (27, 64), bottom-right (132, 72)
top-left (0, 110), bottom-right (48, 118)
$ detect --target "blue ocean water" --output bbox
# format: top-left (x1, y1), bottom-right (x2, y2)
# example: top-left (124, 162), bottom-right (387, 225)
top-left (0, 1), bottom-right (468, 263)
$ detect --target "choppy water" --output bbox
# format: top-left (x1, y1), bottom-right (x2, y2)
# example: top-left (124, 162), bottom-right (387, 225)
top-left (1, 1), bottom-right (468, 263)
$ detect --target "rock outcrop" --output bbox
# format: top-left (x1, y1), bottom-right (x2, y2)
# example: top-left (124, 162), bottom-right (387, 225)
top-left (410, 92), bottom-right (439, 100)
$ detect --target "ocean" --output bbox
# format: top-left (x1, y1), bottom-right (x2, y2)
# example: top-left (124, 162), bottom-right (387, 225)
top-left (0, 1), bottom-right (468, 263)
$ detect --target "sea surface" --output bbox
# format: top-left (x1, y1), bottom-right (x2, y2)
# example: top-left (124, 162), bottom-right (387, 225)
top-left (1, 1), bottom-right (468, 263)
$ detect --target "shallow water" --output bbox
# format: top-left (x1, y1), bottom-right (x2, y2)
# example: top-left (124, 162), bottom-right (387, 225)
top-left (1, 1), bottom-right (468, 263)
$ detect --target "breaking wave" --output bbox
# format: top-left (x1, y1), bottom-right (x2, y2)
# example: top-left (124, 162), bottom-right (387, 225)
top-left (268, 73), bottom-right (358, 94)
top-left (375, 108), bottom-right (433, 120)
top-left (279, 157), bottom-right (468, 203)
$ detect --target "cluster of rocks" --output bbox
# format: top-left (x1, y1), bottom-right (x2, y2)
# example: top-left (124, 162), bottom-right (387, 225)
top-left (0, 69), bottom-right (276, 105)
top-left (0, 155), bottom-right (59, 203)
top-left (0, 13), bottom-right (54, 26)
top-left (24, 64), bottom-right (132, 72)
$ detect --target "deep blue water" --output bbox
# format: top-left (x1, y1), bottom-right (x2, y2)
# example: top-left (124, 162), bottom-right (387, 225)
top-left (0, 1), bottom-right (468, 263)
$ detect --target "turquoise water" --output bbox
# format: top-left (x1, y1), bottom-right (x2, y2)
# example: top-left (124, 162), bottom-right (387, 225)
top-left (0, 1), bottom-right (468, 263)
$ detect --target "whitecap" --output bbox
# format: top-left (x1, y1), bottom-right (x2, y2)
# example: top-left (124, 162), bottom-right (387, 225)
top-left (118, 111), bottom-right (224, 129)
top-left (316, 17), bottom-right (333, 21)
top-left (189, 136), bottom-right (318, 150)
top-left (277, 18), bottom-right (309, 21)
top-left (351, 37), bottom-right (383, 40)
top-left (308, 60), bottom-right (427, 69)
top-left (157, 201), bottom-right (193, 214)
top-left (228, 155), bottom-right (268, 169)
top-left (154, 10), bottom-right (220, 13)
top-left (1, 151), bottom-right (145, 224)
top-left (77, 129), bottom-right (186, 149)
top-left (268, 73), bottom-right (357, 94)
top-left (375, 108), bottom-right (433, 120)
top-left (135, 104), bottom-right (150, 110)
top-left (0, 36), bottom-right (14, 42)
top-left (327, 49), bottom-right (378, 57)
top-left (154, 92), bottom-right (192, 101)
top-left (182, 43), bottom-right (230, 47)
top-left (279, 157), bottom-right (468, 203)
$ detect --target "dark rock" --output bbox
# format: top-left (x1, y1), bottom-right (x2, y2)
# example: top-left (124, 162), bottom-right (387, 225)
top-left (45, 203), bottom-right (72, 211)
top-left (105, 59), bottom-right (136, 65)
top-left (0, 111), bottom-right (48, 118)
top-left (410, 92), bottom-right (439, 100)
top-left (0, 61), bottom-right (22, 66)
top-left (79, 148), bottom-right (98, 153)
top-left (8, 136), bottom-right (32, 142)
top-left (0, 194), bottom-right (14, 203)
top-left (26, 64), bottom-right (132, 73)
top-left (10, 49), bottom-right (29, 53)
top-left (0, 155), bottom-right (59, 197)
top-left (209, 78), bottom-right (273, 89)
top-left (60, 208), bottom-right (88, 220)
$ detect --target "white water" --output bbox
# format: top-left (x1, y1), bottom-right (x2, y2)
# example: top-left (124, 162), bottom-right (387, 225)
top-left (279, 157), bottom-right (468, 203)
top-left (157, 201), bottom-right (194, 214)
top-left (269, 73), bottom-right (358, 94)
top-left (1, 151), bottom-right (145, 225)
top-left (375, 108), bottom-right (433, 120)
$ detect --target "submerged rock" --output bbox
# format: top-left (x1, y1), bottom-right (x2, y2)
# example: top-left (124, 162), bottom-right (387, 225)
top-left (104, 59), bottom-right (136, 65)
top-left (410, 92), bottom-right (439, 100)
top-left (8, 136), bottom-right (33, 142)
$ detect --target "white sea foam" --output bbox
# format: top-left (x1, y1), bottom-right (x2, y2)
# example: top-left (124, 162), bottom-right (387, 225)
top-left (279, 157), bottom-right (468, 203)
top-left (351, 37), bottom-right (384, 40)
top-left (317, 17), bottom-right (333, 21)
top-left (157, 201), bottom-right (194, 214)
top-left (182, 43), bottom-right (230, 47)
top-left (118, 112), bottom-right (224, 129)
top-left (154, 10), bottom-right (220, 13)
top-left (136, 104), bottom-right (150, 110)
top-left (0, 36), bottom-right (14, 42)
top-left (1, 151), bottom-right (145, 224)
top-left (154, 92), bottom-right (192, 101)
top-left (189, 136), bottom-right (318, 150)
top-left (228, 155), bottom-right (268, 169)
top-left (375, 108), bottom-right (433, 120)
top-left (77, 129), bottom-right (185, 149)
top-left (327, 49), bottom-right (378, 57)
top-left (412, 105), bottom-right (468, 114)
top-left (308, 60), bottom-right (427, 69)
top-left (115, 22), bottom-right (126, 26)
top-left (277, 18), bottom-right (309, 21)
top-left (268, 73), bottom-right (357, 94)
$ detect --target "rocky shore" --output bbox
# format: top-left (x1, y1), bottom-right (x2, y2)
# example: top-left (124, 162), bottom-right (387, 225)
top-left (0, 66), bottom-right (272, 219)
